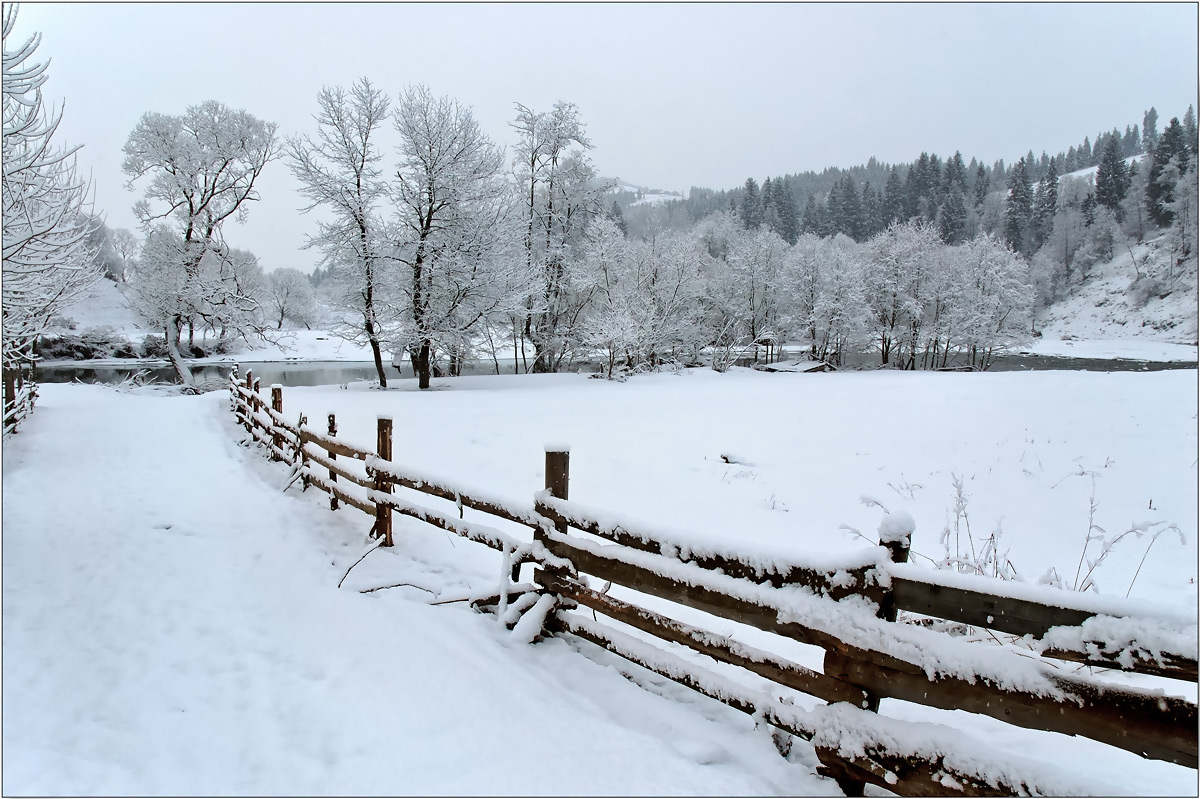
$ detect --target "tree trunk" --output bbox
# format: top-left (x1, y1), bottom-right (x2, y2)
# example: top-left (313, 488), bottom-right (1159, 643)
top-left (368, 335), bottom-right (387, 388)
top-left (165, 318), bottom-right (195, 386)
top-left (412, 339), bottom-right (432, 390)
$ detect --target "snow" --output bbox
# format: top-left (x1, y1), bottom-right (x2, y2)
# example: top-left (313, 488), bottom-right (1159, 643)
top-left (5, 365), bottom-right (1197, 795)
top-left (1032, 233), bottom-right (1199, 352)
top-left (877, 510), bottom-right (915, 545)
top-left (3, 383), bottom-right (824, 795)
top-left (50, 277), bottom-right (145, 338)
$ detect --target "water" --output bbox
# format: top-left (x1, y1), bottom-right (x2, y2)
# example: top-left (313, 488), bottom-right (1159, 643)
top-left (33, 352), bottom-right (1197, 387)
top-left (35, 358), bottom-right (599, 387)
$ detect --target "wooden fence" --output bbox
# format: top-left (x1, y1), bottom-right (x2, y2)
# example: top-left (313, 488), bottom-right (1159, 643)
top-left (230, 369), bottom-right (1198, 797)
top-left (3, 368), bottom-right (38, 436)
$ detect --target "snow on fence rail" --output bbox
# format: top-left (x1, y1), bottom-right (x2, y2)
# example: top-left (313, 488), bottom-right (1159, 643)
top-left (3, 368), bottom-right (37, 436)
top-left (229, 369), bottom-right (1198, 797)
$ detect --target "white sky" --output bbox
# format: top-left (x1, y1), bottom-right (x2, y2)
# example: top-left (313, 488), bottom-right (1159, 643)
top-left (12, 2), bottom-right (1199, 273)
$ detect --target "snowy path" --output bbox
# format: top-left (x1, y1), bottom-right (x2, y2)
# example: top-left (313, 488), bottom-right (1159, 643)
top-left (2, 384), bottom-right (829, 795)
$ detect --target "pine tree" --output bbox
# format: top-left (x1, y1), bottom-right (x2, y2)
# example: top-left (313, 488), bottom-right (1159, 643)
top-left (1031, 158), bottom-right (1059, 248)
top-left (1003, 157), bottom-right (1033, 252)
top-left (972, 164), bottom-right (989, 208)
top-left (801, 194), bottom-right (821, 236)
top-left (740, 177), bottom-right (762, 229)
top-left (1147, 117), bottom-right (1191, 227)
top-left (1143, 108), bottom-right (1159, 152)
top-left (860, 181), bottom-right (882, 239)
top-left (943, 151), bottom-right (968, 196)
top-left (939, 189), bottom-right (966, 244)
top-left (1064, 146), bottom-right (1078, 174)
top-left (837, 176), bottom-right (864, 240)
top-left (607, 200), bottom-right (627, 236)
top-left (775, 182), bottom-right (799, 244)
top-left (883, 165), bottom-right (906, 224)
top-left (1095, 135), bottom-right (1130, 221)
top-left (1079, 136), bottom-right (1092, 167)
top-left (1184, 105), bottom-right (1198, 156)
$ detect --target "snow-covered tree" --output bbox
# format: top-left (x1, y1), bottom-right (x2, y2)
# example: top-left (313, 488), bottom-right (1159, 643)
top-left (286, 78), bottom-right (394, 385)
top-left (125, 233), bottom-right (265, 351)
top-left (948, 234), bottom-right (1033, 369)
top-left (578, 218), bottom-right (704, 376)
top-left (779, 233), bottom-right (869, 365)
top-left (122, 100), bottom-right (277, 383)
top-left (863, 221), bottom-right (941, 367)
top-left (109, 227), bottom-right (140, 281)
top-left (2, 5), bottom-right (100, 371)
top-left (511, 101), bottom-right (612, 372)
top-left (265, 268), bottom-right (317, 329)
top-left (392, 85), bottom-right (521, 389)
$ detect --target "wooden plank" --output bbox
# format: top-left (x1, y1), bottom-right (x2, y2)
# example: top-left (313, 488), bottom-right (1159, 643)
top-left (535, 498), bottom-right (880, 602)
top-left (550, 611), bottom-right (1041, 797)
top-left (298, 427), bottom-right (370, 460)
top-left (305, 473), bottom-right (375, 516)
top-left (1040, 647), bottom-right (1197, 681)
top-left (381, 473), bottom-right (536, 528)
top-left (825, 651), bottom-right (1197, 769)
top-left (542, 532), bottom-right (1198, 767)
top-left (304, 446), bottom-right (372, 489)
top-left (892, 575), bottom-right (1198, 679)
top-left (538, 570), bottom-right (867, 706)
top-left (374, 494), bottom-right (507, 553)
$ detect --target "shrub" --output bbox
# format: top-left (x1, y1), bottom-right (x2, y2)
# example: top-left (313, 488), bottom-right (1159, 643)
top-left (141, 335), bottom-right (170, 359)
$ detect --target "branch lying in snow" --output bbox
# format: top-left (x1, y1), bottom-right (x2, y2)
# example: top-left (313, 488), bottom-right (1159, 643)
top-left (359, 582), bottom-right (436, 595)
top-left (337, 538), bottom-right (385, 589)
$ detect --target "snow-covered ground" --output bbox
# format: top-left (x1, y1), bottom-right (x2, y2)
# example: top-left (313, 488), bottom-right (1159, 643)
top-left (1032, 234), bottom-right (1198, 358)
top-left (4, 368), bottom-right (1196, 795)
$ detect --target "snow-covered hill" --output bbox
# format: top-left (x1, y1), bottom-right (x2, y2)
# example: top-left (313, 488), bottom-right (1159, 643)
top-left (52, 277), bottom-right (144, 338)
top-left (607, 179), bottom-right (684, 205)
top-left (1031, 232), bottom-right (1198, 359)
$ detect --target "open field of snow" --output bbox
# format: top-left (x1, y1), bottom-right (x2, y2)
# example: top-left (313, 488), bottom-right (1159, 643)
top-left (4, 367), bottom-right (1196, 795)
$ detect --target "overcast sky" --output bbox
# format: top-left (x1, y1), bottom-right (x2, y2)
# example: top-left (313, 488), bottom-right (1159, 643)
top-left (13, 2), bottom-right (1199, 273)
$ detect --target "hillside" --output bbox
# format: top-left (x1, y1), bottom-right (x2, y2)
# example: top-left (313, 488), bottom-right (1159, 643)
top-left (1031, 230), bottom-right (1198, 359)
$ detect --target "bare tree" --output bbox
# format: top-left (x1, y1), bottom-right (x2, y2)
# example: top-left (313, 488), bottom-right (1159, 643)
top-left (265, 268), bottom-right (317, 329)
top-left (392, 85), bottom-right (517, 389)
top-left (511, 102), bottom-right (612, 372)
top-left (286, 78), bottom-right (393, 385)
top-left (2, 5), bottom-right (100, 371)
top-left (122, 100), bottom-right (277, 383)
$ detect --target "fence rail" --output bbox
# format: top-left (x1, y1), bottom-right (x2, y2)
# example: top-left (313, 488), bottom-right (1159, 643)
top-left (3, 368), bottom-right (37, 436)
top-left (230, 370), bottom-right (1198, 797)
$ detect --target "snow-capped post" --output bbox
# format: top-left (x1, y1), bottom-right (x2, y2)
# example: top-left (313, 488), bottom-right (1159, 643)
top-left (270, 385), bottom-right (284, 461)
top-left (327, 413), bottom-right (339, 511)
top-left (534, 446), bottom-right (571, 576)
top-left (876, 510), bottom-right (915, 623)
top-left (374, 416), bottom-right (393, 547)
top-left (818, 510), bottom-right (918, 793)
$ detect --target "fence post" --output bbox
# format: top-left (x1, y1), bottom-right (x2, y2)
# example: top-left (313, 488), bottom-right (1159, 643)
top-left (297, 414), bottom-right (308, 488)
top-left (269, 385), bottom-right (284, 460)
top-left (818, 515), bottom-right (914, 795)
top-left (3, 369), bottom-right (14, 421)
top-left (374, 416), bottom-right (393, 547)
top-left (327, 413), bottom-right (339, 511)
top-left (533, 445), bottom-right (571, 574)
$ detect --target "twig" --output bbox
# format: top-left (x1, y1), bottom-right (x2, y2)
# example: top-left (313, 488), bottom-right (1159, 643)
top-left (429, 596), bottom-right (473, 606)
top-left (337, 538), bottom-right (384, 588)
top-left (360, 582), bottom-right (436, 595)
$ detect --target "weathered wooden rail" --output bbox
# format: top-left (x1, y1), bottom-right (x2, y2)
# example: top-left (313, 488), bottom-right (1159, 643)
top-left (230, 370), bottom-right (1199, 797)
top-left (3, 367), bottom-right (37, 436)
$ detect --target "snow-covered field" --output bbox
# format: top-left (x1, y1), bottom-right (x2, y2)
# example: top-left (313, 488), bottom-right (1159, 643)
top-left (4, 367), bottom-right (1196, 795)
